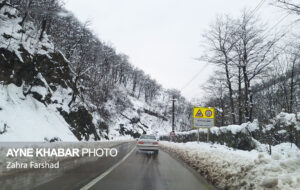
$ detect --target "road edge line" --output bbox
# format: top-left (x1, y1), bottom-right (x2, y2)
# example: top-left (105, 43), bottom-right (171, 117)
top-left (80, 145), bottom-right (136, 190)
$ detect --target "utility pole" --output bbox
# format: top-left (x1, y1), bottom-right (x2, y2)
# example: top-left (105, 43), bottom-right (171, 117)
top-left (172, 95), bottom-right (176, 132)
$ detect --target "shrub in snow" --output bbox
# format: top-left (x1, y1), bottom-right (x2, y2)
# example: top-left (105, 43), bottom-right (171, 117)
top-left (160, 112), bottom-right (300, 150)
top-left (255, 112), bottom-right (300, 149)
top-left (44, 137), bottom-right (62, 143)
top-left (160, 128), bottom-right (257, 150)
top-left (0, 123), bottom-right (8, 134)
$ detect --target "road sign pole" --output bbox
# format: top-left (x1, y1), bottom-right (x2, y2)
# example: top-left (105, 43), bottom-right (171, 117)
top-left (197, 128), bottom-right (199, 144)
top-left (207, 128), bottom-right (210, 142)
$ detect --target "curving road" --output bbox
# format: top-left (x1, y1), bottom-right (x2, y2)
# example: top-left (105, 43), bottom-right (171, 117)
top-left (1, 142), bottom-right (215, 190)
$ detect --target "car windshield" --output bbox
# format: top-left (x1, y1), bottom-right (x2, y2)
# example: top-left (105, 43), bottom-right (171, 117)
top-left (140, 135), bottom-right (156, 140)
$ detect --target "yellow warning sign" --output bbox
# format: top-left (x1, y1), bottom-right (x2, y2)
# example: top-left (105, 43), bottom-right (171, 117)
top-left (195, 109), bottom-right (203, 117)
top-left (193, 107), bottom-right (215, 128)
top-left (193, 107), bottom-right (214, 119)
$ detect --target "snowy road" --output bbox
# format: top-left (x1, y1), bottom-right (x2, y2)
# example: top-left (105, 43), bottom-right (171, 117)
top-left (1, 142), bottom-right (215, 190)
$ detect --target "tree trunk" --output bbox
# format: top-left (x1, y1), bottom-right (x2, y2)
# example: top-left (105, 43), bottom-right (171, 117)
top-left (19, 12), bottom-right (28, 26)
top-left (238, 66), bottom-right (243, 124)
top-left (225, 61), bottom-right (236, 124)
top-left (242, 65), bottom-right (250, 121)
top-left (137, 87), bottom-right (141, 99)
top-left (132, 73), bottom-right (137, 95)
top-left (68, 76), bottom-right (79, 107)
top-left (249, 83), bottom-right (253, 121)
top-left (220, 86), bottom-right (225, 126)
top-left (39, 19), bottom-right (47, 41)
top-left (289, 58), bottom-right (296, 113)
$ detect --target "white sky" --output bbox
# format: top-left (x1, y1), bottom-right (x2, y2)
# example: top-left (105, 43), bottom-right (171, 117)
top-left (64, 0), bottom-right (297, 101)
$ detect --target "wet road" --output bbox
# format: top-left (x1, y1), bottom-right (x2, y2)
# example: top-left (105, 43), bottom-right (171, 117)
top-left (1, 142), bottom-right (135, 190)
top-left (88, 149), bottom-right (215, 190)
top-left (1, 142), bottom-right (215, 190)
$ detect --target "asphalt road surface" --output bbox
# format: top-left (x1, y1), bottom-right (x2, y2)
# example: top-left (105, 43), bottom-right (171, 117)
top-left (88, 148), bottom-right (215, 190)
top-left (1, 142), bottom-right (215, 190)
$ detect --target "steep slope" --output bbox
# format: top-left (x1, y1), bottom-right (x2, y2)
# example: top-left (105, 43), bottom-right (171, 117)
top-left (106, 87), bottom-right (171, 139)
top-left (0, 3), bottom-right (100, 141)
top-left (0, 84), bottom-right (76, 141)
top-left (0, 2), bottom-right (192, 141)
top-left (102, 85), bottom-right (192, 139)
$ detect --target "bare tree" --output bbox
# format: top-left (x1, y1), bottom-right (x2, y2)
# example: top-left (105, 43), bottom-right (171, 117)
top-left (203, 74), bottom-right (227, 126)
top-left (274, 0), bottom-right (300, 15)
top-left (233, 10), bottom-right (279, 121)
top-left (202, 15), bottom-right (237, 124)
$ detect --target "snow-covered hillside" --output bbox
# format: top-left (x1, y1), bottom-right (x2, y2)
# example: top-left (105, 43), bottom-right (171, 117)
top-left (0, 2), bottom-right (190, 141)
top-left (0, 4), bottom-right (73, 141)
top-left (0, 84), bottom-right (76, 141)
top-left (107, 89), bottom-right (172, 139)
top-left (0, 3), bottom-right (102, 141)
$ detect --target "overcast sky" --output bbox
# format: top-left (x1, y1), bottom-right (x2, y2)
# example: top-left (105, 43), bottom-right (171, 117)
top-left (64, 0), bottom-right (296, 101)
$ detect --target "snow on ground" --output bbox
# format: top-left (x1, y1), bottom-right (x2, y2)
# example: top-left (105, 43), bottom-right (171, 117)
top-left (0, 4), bottom-right (77, 141)
top-left (160, 120), bottom-right (260, 137)
top-left (109, 135), bottom-right (134, 141)
top-left (0, 4), bottom-right (54, 60)
top-left (0, 140), bottom-right (133, 174)
top-left (276, 112), bottom-right (300, 130)
top-left (0, 84), bottom-right (76, 141)
top-left (106, 86), bottom-right (172, 139)
top-left (160, 141), bottom-right (300, 190)
top-left (160, 112), bottom-right (299, 138)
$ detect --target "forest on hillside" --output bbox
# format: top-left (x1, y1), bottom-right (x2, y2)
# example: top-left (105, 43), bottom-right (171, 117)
top-left (0, 0), bottom-right (299, 134)
top-left (2, 0), bottom-right (163, 106)
top-left (0, 0), bottom-right (192, 141)
top-left (201, 0), bottom-right (300, 126)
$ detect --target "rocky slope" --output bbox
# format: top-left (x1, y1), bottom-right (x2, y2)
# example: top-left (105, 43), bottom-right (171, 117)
top-left (0, 3), bottom-right (189, 141)
top-left (0, 3), bottom-right (102, 141)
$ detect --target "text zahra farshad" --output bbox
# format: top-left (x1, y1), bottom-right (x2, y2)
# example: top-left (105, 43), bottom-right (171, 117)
top-left (6, 148), bottom-right (118, 157)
